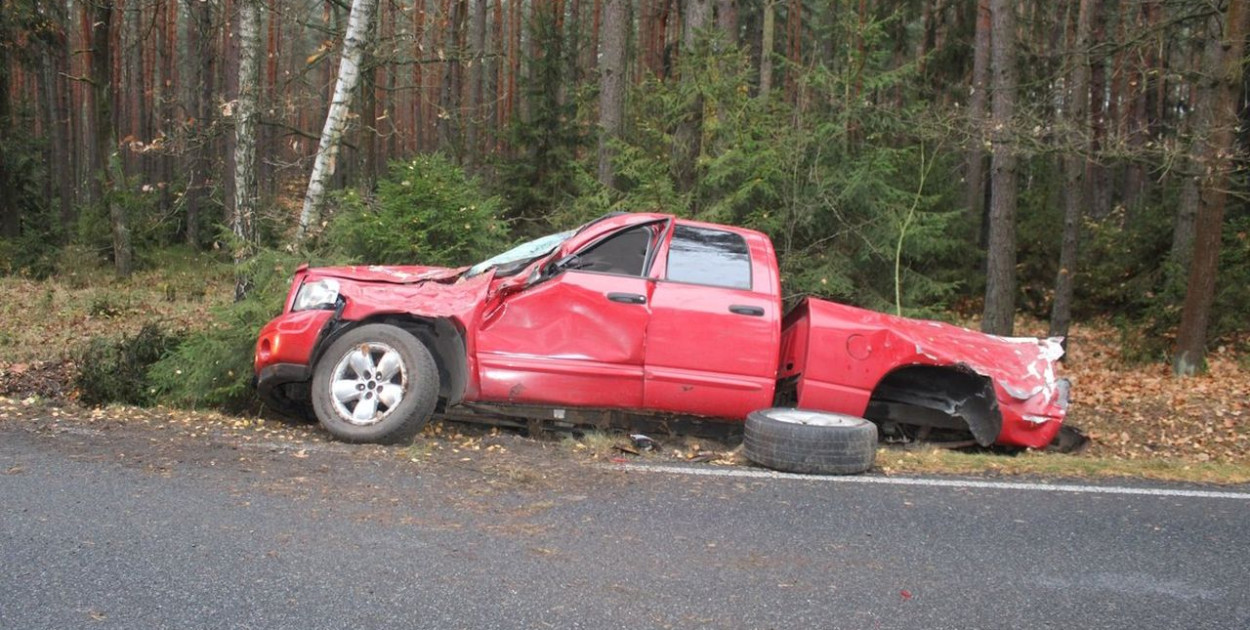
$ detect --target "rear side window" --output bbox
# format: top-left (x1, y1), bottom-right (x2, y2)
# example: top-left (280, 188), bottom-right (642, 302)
top-left (666, 225), bottom-right (752, 290)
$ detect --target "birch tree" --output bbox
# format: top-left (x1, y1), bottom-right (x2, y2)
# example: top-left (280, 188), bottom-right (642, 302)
top-left (233, 0), bottom-right (261, 299)
top-left (295, 0), bottom-right (379, 242)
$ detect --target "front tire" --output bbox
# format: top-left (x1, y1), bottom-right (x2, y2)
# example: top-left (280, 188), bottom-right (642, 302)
top-left (311, 324), bottom-right (439, 444)
top-left (744, 408), bottom-right (877, 475)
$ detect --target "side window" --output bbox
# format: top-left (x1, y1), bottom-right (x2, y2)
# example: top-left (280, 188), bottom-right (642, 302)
top-left (666, 225), bottom-right (752, 290)
top-left (572, 225), bottom-right (654, 276)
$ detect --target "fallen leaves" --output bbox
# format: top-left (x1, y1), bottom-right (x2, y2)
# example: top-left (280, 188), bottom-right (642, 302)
top-left (998, 317), bottom-right (1250, 466)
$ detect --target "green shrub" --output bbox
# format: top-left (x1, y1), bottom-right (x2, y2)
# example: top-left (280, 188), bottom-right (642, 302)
top-left (1078, 190), bottom-right (1250, 362)
top-left (324, 154), bottom-right (508, 266)
top-left (56, 243), bottom-right (107, 288)
top-left (609, 41), bottom-right (964, 314)
top-left (0, 206), bottom-right (65, 280)
top-left (0, 124), bottom-right (60, 279)
top-left (74, 177), bottom-right (188, 272)
top-left (88, 292), bottom-right (129, 318)
top-left (75, 323), bottom-right (181, 406)
top-left (147, 248), bottom-right (318, 410)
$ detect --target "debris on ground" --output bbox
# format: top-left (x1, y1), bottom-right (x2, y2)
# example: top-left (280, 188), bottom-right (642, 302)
top-left (630, 434), bottom-right (658, 451)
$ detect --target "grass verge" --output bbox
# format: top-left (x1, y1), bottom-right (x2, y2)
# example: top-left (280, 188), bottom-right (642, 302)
top-left (875, 446), bottom-right (1250, 485)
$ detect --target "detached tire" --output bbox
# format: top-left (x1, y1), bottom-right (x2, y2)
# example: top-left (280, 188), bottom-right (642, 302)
top-left (311, 324), bottom-right (439, 444)
top-left (744, 408), bottom-right (877, 475)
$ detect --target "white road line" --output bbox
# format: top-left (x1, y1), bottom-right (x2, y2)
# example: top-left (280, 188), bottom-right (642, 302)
top-left (611, 463), bottom-right (1250, 501)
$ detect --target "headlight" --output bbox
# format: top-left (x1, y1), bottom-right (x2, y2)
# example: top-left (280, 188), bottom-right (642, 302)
top-left (292, 278), bottom-right (340, 311)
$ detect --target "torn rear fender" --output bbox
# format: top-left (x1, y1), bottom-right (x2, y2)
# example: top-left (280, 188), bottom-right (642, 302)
top-left (781, 299), bottom-right (1068, 449)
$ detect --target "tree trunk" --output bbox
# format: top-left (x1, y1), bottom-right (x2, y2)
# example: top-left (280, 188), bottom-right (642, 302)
top-left (964, 0), bottom-right (990, 225)
top-left (437, 0), bottom-right (465, 155)
top-left (90, 0), bottom-right (132, 277)
top-left (783, 0), bottom-right (800, 102)
top-left (758, 0), bottom-right (775, 99)
top-left (222, 0), bottom-right (238, 232)
top-left (506, 0), bottom-right (520, 140)
top-left (123, 0), bottom-right (142, 176)
top-left (1170, 174), bottom-right (1199, 272)
top-left (492, 0), bottom-right (505, 151)
top-left (588, 0), bottom-right (601, 72)
top-left (360, 11), bottom-right (378, 190)
top-left (37, 36), bottom-right (57, 227)
top-left (638, 0), bottom-right (653, 76)
top-left (596, 0), bottom-right (628, 188)
top-left (262, 0), bottom-right (278, 200)
top-left (234, 0), bottom-right (262, 300)
top-left (567, 0), bottom-right (582, 90)
top-left (1167, 30), bottom-right (1206, 272)
top-left (1174, 0), bottom-right (1249, 376)
top-left (1049, 0), bottom-right (1095, 341)
top-left (295, 0), bottom-right (379, 242)
top-left (51, 15), bottom-right (76, 229)
top-left (716, 0), bottom-right (737, 46)
top-left (413, 0), bottom-right (426, 153)
top-left (466, 0), bottom-right (486, 169)
top-left (981, 0), bottom-right (1017, 336)
top-left (1120, 0), bottom-right (1148, 214)
top-left (0, 11), bottom-right (16, 240)
top-left (158, 0), bottom-right (177, 215)
top-left (183, 0), bottom-right (213, 248)
top-left (673, 0), bottom-right (710, 207)
top-left (1086, 0), bottom-right (1111, 218)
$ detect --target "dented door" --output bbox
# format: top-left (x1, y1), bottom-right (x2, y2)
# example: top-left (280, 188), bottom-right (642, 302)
top-left (474, 223), bottom-right (664, 408)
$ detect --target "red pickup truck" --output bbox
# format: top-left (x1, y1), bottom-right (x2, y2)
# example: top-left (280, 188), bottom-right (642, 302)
top-left (254, 212), bottom-right (1069, 466)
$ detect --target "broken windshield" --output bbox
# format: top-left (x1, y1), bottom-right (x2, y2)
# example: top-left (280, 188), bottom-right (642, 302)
top-left (465, 229), bottom-right (576, 278)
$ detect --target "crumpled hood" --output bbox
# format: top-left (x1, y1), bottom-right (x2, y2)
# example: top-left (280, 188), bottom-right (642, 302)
top-left (298, 263), bottom-right (492, 323)
top-left (309, 264), bottom-right (466, 284)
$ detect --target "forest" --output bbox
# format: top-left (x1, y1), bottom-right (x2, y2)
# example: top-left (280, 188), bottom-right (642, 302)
top-left (0, 0), bottom-right (1246, 405)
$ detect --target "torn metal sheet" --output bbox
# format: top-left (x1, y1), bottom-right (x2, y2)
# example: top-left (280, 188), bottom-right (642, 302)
top-left (779, 299), bottom-right (1067, 449)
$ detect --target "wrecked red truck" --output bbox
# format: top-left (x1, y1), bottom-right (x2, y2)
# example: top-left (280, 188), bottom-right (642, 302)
top-left (254, 212), bottom-right (1070, 468)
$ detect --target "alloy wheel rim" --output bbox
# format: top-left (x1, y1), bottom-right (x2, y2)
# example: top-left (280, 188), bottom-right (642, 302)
top-left (329, 342), bottom-right (408, 426)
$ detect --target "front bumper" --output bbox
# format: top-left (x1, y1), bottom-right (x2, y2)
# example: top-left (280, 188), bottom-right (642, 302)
top-left (255, 362), bottom-right (313, 417)
top-left (253, 309), bottom-right (335, 417)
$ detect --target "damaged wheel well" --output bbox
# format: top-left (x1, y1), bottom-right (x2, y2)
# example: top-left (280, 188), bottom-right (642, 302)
top-left (317, 315), bottom-right (469, 408)
top-left (865, 365), bottom-right (1002, 446)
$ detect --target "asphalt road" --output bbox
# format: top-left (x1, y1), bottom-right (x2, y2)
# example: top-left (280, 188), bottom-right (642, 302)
top-left (2, 422), bottom-right (1249, 630)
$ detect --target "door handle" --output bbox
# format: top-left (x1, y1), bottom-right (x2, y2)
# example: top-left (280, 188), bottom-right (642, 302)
top-left (729, 304), bottom-right (765, 317)
top-left (607, 292), bottom-right (647, 305)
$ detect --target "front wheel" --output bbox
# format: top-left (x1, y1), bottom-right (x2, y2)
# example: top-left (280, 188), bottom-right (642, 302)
top-left (311, 324), bottom-right (439, 444)
top-left (744, 408), bottom-right (877, 475)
